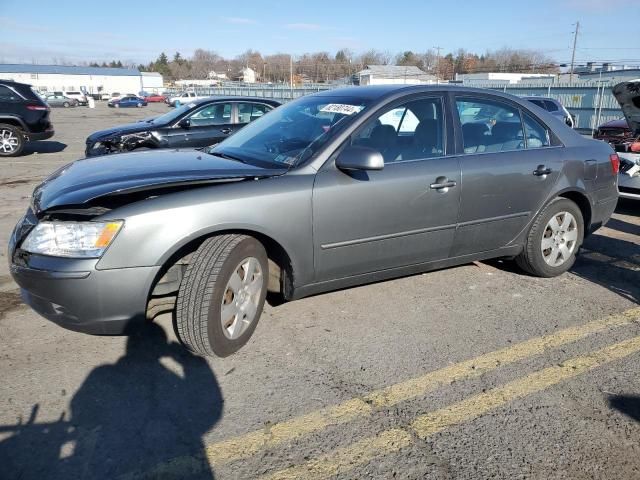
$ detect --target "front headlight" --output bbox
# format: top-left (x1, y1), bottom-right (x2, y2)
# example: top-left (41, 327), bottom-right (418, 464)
top-left (21, 221), bottom-right (123, 258)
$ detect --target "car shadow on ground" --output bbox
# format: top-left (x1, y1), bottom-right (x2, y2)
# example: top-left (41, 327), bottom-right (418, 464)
top-left (22, 141), bottom-right (67, 156)
top-left (0, 322), bottom-right (222, 480)
top-left (608, 394), bottom-right (640, 423)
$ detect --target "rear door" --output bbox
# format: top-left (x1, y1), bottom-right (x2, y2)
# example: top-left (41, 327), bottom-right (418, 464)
top-left (451, 94), bottom-right (563, 256)
top-left (312, 94), bottom-right (461, 281)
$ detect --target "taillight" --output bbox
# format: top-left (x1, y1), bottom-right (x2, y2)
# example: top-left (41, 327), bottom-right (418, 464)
top-left (630, 142), bottom-right (640, 153)
top-left (26, 104), bottom-right (49, 111)
top-left (610, 153), bottom-right (620, 174)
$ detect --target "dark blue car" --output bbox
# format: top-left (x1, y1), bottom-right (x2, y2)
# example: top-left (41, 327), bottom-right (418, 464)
top-left (107, 96), bottom-right (147, 108)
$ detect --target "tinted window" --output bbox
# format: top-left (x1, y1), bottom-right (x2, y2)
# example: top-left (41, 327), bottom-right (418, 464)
top-left (523, 112), bottom-right (551, 148)
top-left (456, 97), bottom-right (524, 153)
top-left (353, 97), bottom-right (444, 163)
top-left (528, 99), bottom-right (546, 110)
top-left (0, 85), bottom-right (21, 102)
top-left (188, 103), bottom-right (232, 126)
top-left (238, 103), bottom-right (272, 124)
top-left (544, 100), bottom-right (559, 112)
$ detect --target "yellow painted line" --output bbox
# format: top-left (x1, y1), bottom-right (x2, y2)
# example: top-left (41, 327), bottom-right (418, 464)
top-left (122, 307), bottom-right (640, 479)
top-left (262, 335), bottom-right (640, 480)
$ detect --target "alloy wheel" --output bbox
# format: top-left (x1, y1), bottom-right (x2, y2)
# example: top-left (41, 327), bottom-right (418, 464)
top-left (0, 129), bottom-right (20, 154)
top-left (541, 211), bottom-right (578, 267)
top-left (220, 257), bottom-right (264, 340)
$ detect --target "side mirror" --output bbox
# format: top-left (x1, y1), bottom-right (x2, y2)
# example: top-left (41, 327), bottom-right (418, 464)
top-left (178, 118), bottom-right (191, 129)
top-left (335, 145), bottom-right (384, 171)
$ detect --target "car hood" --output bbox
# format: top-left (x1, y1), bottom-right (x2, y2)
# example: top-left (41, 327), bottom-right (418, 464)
top-left (87, 121), bottom-right (158, 142)
top-left (32, 149), bottom-right (287, 213)
top-left (598, 118), bottom-right (629, 129)
top-left (612, 81), bottom-right (640, 135)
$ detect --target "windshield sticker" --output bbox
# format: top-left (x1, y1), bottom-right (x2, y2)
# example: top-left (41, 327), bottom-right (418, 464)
top-left (320, 104), bottom-right (364, 115)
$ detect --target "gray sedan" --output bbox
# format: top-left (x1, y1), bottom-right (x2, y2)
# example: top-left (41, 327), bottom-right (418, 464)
top-left (45, 94), bottom-right (78, 108)
top-left (9, 85), bottom-right (619, 357)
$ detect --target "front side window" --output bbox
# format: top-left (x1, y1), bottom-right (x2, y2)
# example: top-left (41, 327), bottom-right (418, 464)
top-left (456, 97), bottom-right (524, 153)
top-left (544, 100), bottom-right (559, 112)
top-left (238, 103), bottom-right (272, 124)
top-left (352, 97), bottom-right (444, 163)
top-left (188, 103), bottom-right (232, 126)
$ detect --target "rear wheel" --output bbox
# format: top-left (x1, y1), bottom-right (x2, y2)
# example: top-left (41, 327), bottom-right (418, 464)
top-left (516, 198), bottom-right (584, 277)
top-left (63, 101), bottom-right (70, 108)
top-left (137, 103), bottom-right (142, 108)
top-left (0, 124), bottom-right (25, 157)
top-left (175, 234), bottom-right (268, 357)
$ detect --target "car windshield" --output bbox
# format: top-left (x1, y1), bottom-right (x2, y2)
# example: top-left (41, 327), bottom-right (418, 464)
top-left (209, 95), bottom-right (369, 168)
top-left (149, 103), bottom-right (199, 124)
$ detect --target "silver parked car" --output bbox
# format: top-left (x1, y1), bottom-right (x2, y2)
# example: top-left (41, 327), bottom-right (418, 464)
top-left (9, 85), bottom-right (619, 357)
top-left (612, 81), bottom-right (640, 200)
top-left (45, 94), bottom-right (78, 108)
top-left (523, 96), bottom-right (574, 128)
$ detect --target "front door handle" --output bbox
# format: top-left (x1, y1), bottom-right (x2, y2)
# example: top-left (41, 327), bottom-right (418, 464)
top-left (533, 165), bottom-right (552, 176)
top-left (430, 177), bottom-right (457, 192)
top-left (220, 128), bottom-right (232, 134)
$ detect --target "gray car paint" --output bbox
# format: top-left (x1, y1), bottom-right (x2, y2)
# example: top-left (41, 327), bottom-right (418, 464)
top-left (9, 85), bottom-right (619, 334)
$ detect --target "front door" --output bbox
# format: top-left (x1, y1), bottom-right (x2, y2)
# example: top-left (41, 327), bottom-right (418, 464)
top-left (312, 95), bottom-right (461, 282)
top-left (451, 95), bottom-right (562, 256)
top-left (164, 102), bottom-right (234, 149)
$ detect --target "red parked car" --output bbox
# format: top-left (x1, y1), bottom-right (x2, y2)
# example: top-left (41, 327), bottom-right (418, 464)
top-left (144, 94), bottom-right (166, 103)
top-left (593, 118), bottom-right (637, 152)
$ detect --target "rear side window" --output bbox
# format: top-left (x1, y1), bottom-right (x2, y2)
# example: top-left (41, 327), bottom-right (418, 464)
top-left (456, 97), bottom-right (524, 153)
top-left (528, 99), bottom-right (546, 110)
top-left (0, 85), bottom-right (21, 102)
top-left (238, 103), bottom-right (272, 124)
top-left (523, 112), bottom-right (551, 148)
top-left (544, 100), bottom-right (559, 112)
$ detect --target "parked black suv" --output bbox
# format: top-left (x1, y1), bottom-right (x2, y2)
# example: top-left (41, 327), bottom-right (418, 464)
top-left (0, 80), bottom-right (54, 157)
top-left (85, 97), bottom-right (281, 156)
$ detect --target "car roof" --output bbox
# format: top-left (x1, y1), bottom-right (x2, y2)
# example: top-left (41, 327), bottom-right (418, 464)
top-left (311, 84), bottom-right (540, 105)
top-left (185, 96), bottom-right (282, 107)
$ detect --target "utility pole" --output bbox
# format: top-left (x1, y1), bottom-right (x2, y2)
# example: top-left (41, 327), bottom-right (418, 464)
top-left (569, 21), bottom-right (580, 85)
top-left (434, 46), bottom-right (442, 84)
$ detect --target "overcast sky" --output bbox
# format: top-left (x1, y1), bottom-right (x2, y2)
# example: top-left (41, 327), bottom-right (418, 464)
top-left (1, 0), bottom-right (639, 65)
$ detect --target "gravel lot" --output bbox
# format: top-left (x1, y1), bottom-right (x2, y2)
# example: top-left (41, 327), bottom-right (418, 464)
top-left (1, 103), bottom-right (639, 480)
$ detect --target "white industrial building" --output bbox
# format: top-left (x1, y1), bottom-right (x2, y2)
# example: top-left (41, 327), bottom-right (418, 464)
top-left (0, 64), bottom-right (164, 95)
top-left (455, 72), bottom-right (555, 84)
top-left (358, 65), bottom-right (437, 85)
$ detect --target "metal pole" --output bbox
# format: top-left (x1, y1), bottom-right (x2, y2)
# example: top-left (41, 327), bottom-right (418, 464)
top-left (569, 21), bottom-right (579, 85)
top-left (289, 55), bottom-right (293, 99)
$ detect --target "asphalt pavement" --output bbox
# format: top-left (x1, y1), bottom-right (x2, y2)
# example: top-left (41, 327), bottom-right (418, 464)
top-left (0, 103), bottom-right (639, 480)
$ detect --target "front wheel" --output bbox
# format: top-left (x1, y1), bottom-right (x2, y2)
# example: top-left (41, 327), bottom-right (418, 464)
top-left (516, 198), bottom-right (584, 277)
top-left (137, 103), bottom-right (142, 108)
top-left (63, 101), bottom-right (70, 108)
top-left (175, 235), bottom-right (268, 357)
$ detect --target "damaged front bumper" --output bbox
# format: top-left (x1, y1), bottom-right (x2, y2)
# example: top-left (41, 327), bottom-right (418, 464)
top-left (85, 131), bottom-right (162, 157)
top-left (8, 212), bottom-right (159, 335)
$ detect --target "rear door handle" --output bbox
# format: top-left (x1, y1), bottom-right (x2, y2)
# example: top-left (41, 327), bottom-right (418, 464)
top-left (533, 165), bottom-right (552, 176)
top-left (220, 128), bottom-right (232, 134)
top-left (430, 177), bottom-right (457, 191)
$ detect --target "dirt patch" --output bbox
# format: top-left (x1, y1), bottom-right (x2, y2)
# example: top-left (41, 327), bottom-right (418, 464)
top-left (0, 179), bottom-right (32, 188)
top-left (0, 290), bottom-right (24, 320)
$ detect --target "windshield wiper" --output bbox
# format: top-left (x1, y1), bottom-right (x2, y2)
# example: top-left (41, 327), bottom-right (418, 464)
top-left (207, 150), bottom-right (249, 164)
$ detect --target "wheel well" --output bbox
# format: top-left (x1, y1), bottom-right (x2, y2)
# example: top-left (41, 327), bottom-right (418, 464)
top-left (146, 230), bottom-right (294, 319)
top-left (558, 191), bottom-right (592, 232)
top-left (0, 118), bottom-right (24, 130)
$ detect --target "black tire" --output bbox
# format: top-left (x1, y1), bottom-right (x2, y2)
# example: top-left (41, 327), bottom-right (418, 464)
top-left (516, 198), bottom-right (584, 277)
top-left (175, 234), bottom-right (268, 357)
top-left (0, 123), bottom-right (25, 157)
top-left (63, 101), bottom-right (70, 108)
